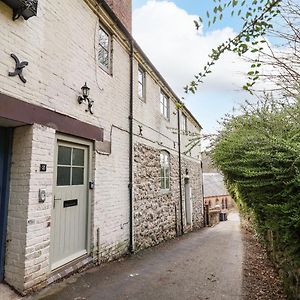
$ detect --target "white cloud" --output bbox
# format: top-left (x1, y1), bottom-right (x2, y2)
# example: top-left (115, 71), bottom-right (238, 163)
top-left (132, 0), bottom-right (282, 142)
top-left (133, 0), bottom-right (250, 98)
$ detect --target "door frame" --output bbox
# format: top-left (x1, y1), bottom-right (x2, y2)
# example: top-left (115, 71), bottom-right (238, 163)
top-left (50, 133), bottom-right (94, 270)
top-left (0, 128), bottom-right (13, 282)
top-left (184, 178), bottom-right (192, 226)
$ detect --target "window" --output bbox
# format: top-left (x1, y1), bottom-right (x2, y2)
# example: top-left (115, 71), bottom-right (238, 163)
top-left (222, 198), bottom-right (225, 209)
top-left (225, 197), bottom-right (228, 209)
top-left (138, 67), bottom-right (146, 100)
top-left (160, 151), bottom-right (170, 190)
top-left (208, 200), bottom-right (211, 207)
top-left (181, 113), bottom-right (188, 133)
top-left (160, 91), bottom-right (170, 120)
top-left (98, 25), bottom-right (111, 72)
top-left (57, 146), bottom-right (85, 186)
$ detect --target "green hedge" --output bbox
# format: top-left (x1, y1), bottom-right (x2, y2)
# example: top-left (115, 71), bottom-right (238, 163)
top-left (211, 100), bottom-right (300, 299)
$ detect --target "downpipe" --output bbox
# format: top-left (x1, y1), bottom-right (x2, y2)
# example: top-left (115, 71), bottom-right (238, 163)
top-left (128, 40), bottom-right (134, 253)
top-left (177, 107), bottom-right (184, 236)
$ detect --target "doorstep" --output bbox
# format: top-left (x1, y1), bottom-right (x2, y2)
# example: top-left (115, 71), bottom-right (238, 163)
top-left (47, 255), bottom-right (93, 286)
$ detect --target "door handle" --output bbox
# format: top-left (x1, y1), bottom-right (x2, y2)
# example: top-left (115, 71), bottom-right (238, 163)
top-left (53, 196), bottom-right (62, 208)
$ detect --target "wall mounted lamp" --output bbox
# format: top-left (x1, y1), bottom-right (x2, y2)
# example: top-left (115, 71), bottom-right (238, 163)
top-left (2, 0), bottom-right (38, 20)
top-left (78, 82), bottom-right (94, 114)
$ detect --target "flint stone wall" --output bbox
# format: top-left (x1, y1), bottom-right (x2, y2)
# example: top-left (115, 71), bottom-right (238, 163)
top-left (134, 143), bottom-right (204, 251)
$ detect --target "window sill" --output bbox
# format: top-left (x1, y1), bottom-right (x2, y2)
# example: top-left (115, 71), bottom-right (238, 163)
top-left (99, 64), bottom-right (112, 77)
top-left (161, 114), bottom-right (170, 122)
top-left (160, 189), bottom-right (171, 195)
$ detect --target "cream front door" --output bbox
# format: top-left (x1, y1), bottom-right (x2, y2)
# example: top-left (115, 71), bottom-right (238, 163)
top-left (50, 141), bottom-right (89, 270)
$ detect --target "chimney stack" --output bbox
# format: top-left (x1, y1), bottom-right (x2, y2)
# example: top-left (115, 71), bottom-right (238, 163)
top-left (105, 0), bottom-right (132, 33)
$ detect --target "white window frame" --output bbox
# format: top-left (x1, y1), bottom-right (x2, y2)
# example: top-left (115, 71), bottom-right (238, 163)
top-left (138, 66), bottom-right (146, 101)
top-left (98, 25), bottom-right (112, 74)
top-left (160, 91), bottom-right (170, 120)
top-left (160, 150), bottom-right (170, 191)
top-left (182, 113), bottom-right (188, 133)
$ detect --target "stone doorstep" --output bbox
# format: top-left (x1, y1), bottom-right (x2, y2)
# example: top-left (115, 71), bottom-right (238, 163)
top-left (47, 255), bottom-right (93, 286)
top-left (183, 224), bottom-right (193, 233)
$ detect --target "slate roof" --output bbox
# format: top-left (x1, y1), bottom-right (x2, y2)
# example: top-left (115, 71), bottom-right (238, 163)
top-left (203, 173), bottom-right (229, 197)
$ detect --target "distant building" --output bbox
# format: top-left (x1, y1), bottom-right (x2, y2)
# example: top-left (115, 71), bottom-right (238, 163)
top-left (201, 152), bottom-right (219, 173)
top-left (203, 173), bottom-right (235, 226)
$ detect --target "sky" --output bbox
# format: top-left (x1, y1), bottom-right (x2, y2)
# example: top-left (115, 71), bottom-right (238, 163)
top-left (132, 0), bottom-right (256, 137)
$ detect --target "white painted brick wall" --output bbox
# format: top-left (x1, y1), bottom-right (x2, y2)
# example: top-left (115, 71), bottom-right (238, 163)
top-left (5, 125), bottom-right (33, 291)
top-left (5, 124), bottom-right (55, 293)
top-left (93, 128), bottom-right (130, 259)
top-left (132, 60), bottom-right (202, 161)
top-left (1, 0), bottom-right (132, 288)
top-left (0, 0), bottom-right (130, 137)
top-left (23, 125), bottom-right (55, 291)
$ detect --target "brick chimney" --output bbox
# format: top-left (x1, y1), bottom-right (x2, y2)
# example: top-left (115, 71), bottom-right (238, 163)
top-left (105, 0), bottom-right (132, 33)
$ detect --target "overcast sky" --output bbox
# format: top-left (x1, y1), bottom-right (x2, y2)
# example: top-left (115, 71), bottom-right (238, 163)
top-left (132, 0), bottom-right (255, 136)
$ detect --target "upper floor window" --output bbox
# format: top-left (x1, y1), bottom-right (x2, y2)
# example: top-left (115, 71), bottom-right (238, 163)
top-left (160, 91), bottom-right (170, 120)
top-left (98, 25), bottom-right (111, 73)
top-left (182, 113), bottom-right (188, 133)
top-left (160, 151), bottom-right (170, 190)
top-left (138, 67), bottom-right (146, 101)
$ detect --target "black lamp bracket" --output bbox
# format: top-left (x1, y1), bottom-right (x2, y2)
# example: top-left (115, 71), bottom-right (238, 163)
top-left (78, 95), bottom-right (94, 115)
top-left (13, 5), bottom-right (27, 20)
top-left (2, 0), bottom-right (38, 21)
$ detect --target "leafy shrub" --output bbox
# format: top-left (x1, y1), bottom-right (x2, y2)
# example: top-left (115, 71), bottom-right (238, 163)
top-left (211, 98), bottom-right (300, 298)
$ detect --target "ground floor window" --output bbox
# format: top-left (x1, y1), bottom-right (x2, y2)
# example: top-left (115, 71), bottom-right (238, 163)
top-left (160, 151), bottom-right (170, 190)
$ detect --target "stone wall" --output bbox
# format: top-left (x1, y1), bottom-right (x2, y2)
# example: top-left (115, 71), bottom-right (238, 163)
top-left (134, 143), bottom-right (203, 251)
top-left (134, 144), bottom-right (177, 250)
top-left (208, 209), bottom-right (221, 227)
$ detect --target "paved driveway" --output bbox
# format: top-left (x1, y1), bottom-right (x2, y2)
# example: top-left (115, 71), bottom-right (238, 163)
top-left (32, 212), bottom-right (243, 300)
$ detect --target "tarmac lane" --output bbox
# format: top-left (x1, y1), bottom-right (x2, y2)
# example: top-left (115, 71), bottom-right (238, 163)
top-left (31, 212), bottom-right (243, 300)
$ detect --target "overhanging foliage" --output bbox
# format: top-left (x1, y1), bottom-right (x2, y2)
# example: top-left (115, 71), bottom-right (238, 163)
top-left (211, 98), bottom-right (300, 297)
